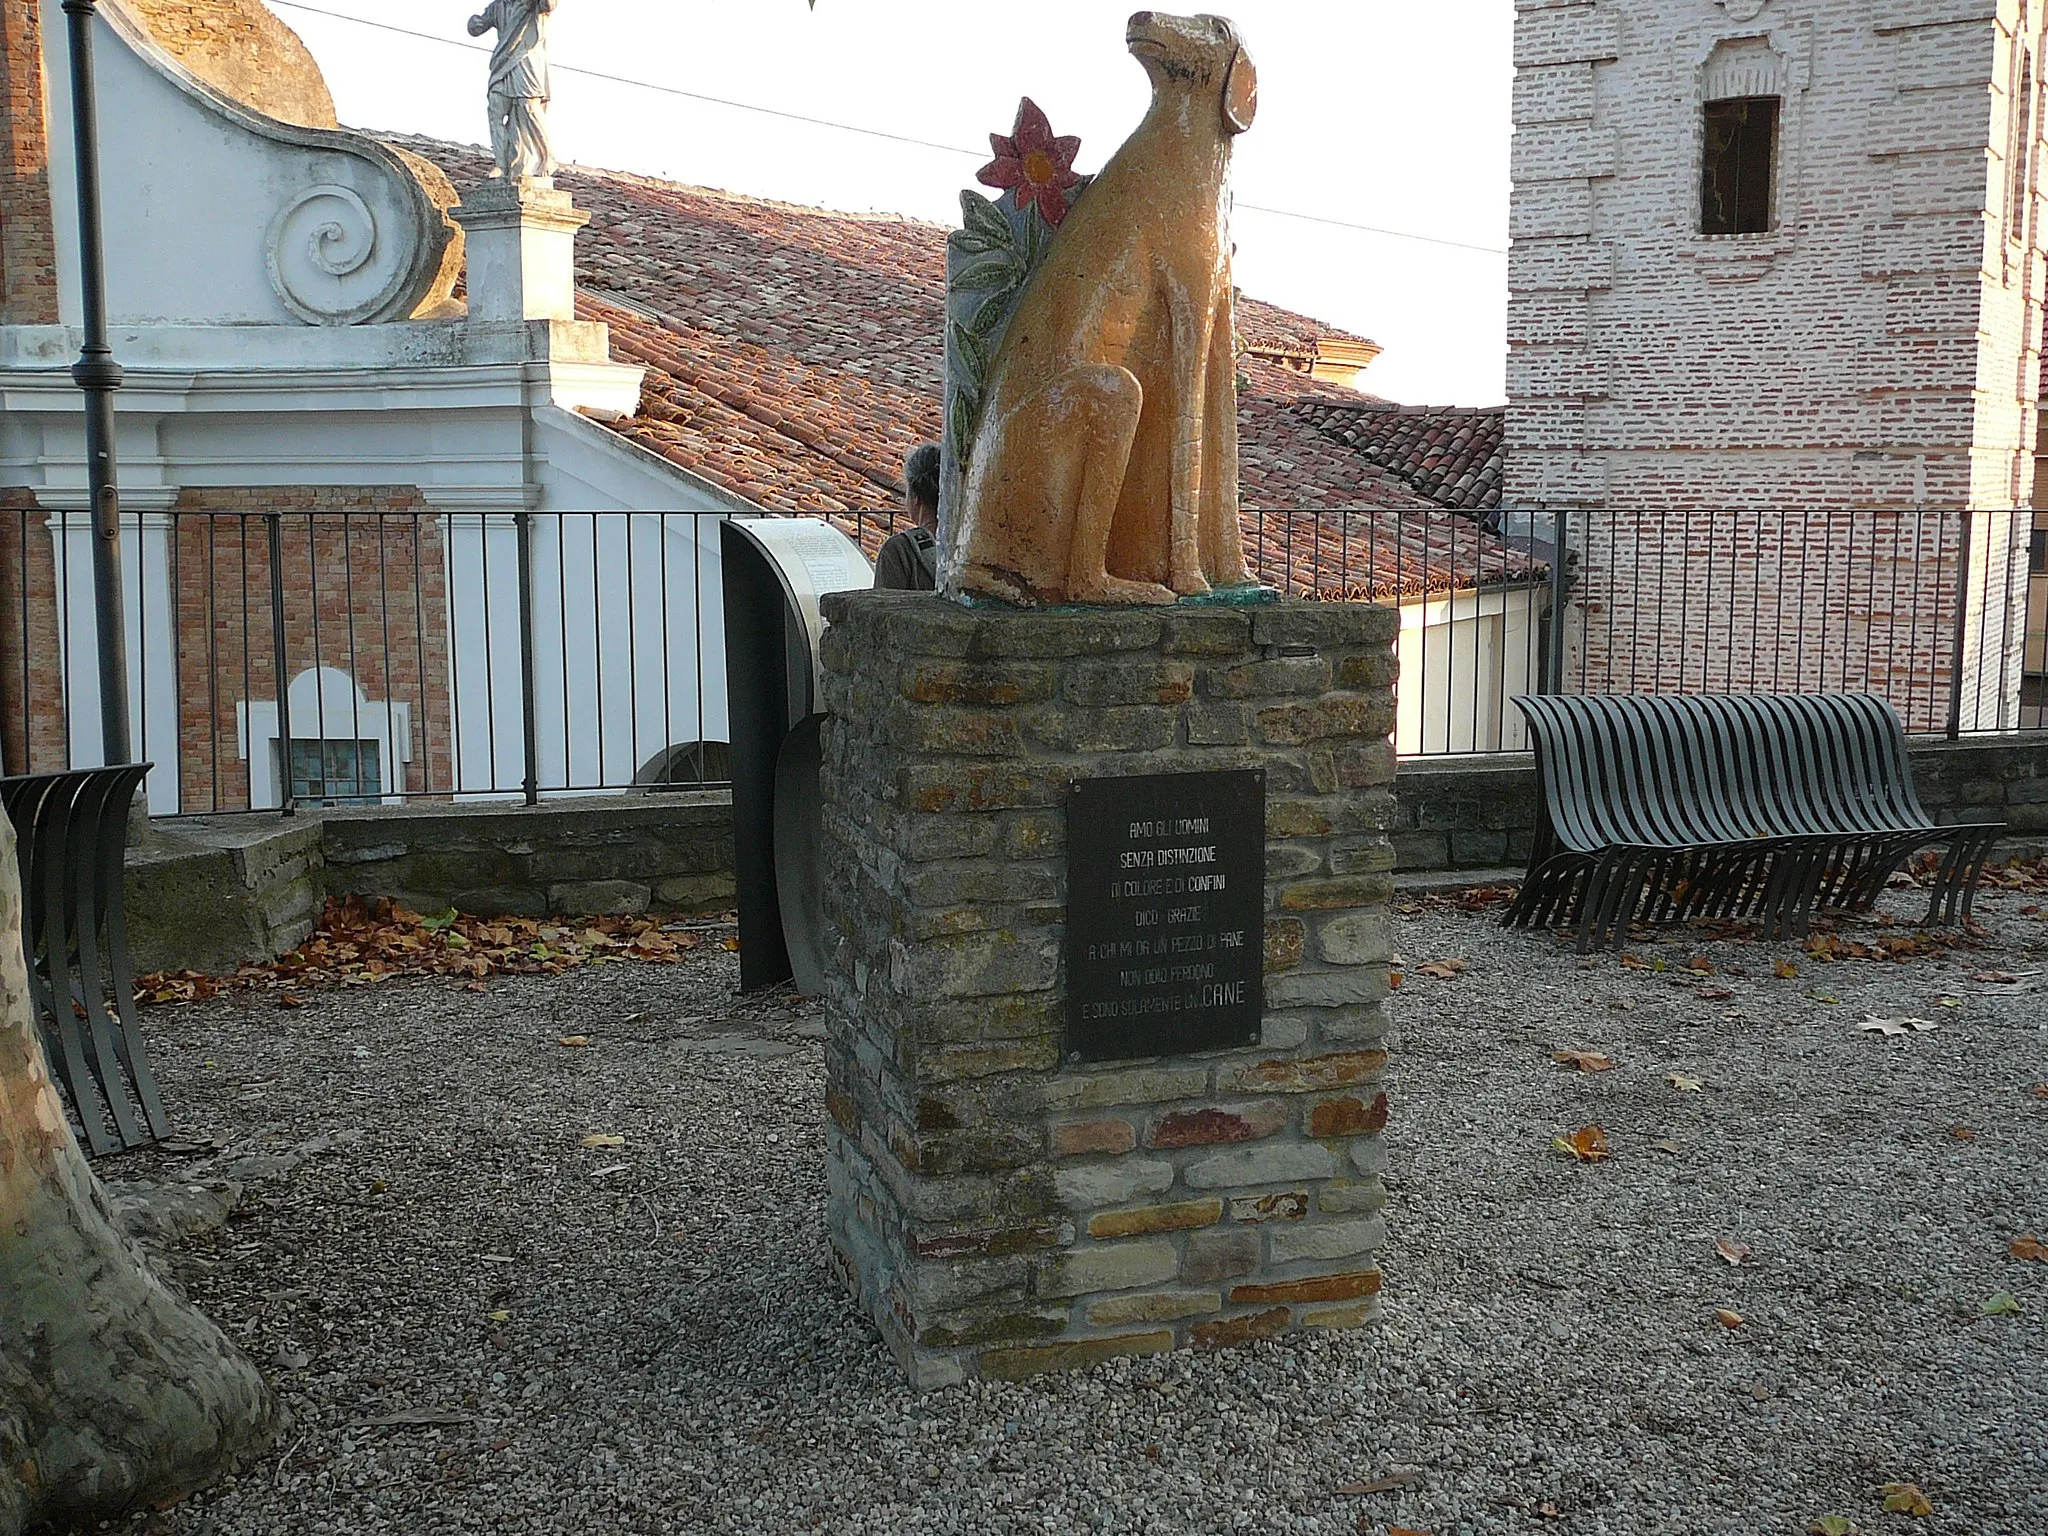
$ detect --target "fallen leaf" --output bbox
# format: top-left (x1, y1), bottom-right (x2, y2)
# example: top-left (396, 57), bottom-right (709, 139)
top-left (1854, 1016), bottom-right (1938, 1037)
top-left (1335, 1470), bottom-right (1421, 1496)
top-left (2010, 1234), bottom-right (2048, 1261)
top-left (479, 1254), bottom-right (517, 1265)
top-left (1979, 1291), bottom-right (2022, 1316)
top-left (1948, 1125), bottom-right (1977, 1141)
top-left (486, 1309), bottom-right (512, 1323)
top-left (580, 1133), bottom-right (626, 1149)
top-left (557, 1035), bottom-right (592, 1048)
top-left (1415, 958), bottom-right (1468, 980)
top-left (1775, 958), bottom-right (1801, 980)
top-left (2033, 1085), bottom-right (2048, 1100)
top-left (1619, 952), bottom-right (1648, 970)
top-left (1879, 1482), bottom-right (1934, 1517)
top-left (1714, 1307), bottom-right (1745, 1329)
top-left (721, 936), bottom-right (742, 952)
top-left (590, 1162), bottom-right (631, 1179)
top-left (1936, 997), bottom-right (1963, 1009)
top-left (1686, 956), bottom-right (1716, 976)
top-left (1971, 969), bottom-right (2025, 984)
top-left (1553, 1124), bottom-right (1610, 1163)
top-left (1695, 985), bottom-right (1735, 1002)
top-left (1666, 1074), bottom-right (1706, 1093)
top-left (1550, 1050), bottom-right (1615, 1073)
top-left (1651, 1138), bottom-right (1682, 1156)
top-left (1387, 1528), bottom-right (1435, 1536)
top-left (1811, 991), bottom-right (1841, 1005)
top-left (1714, 1238), bottom-right (1752, 1267)
top-left (278, 994), bottom-right (305, 1009)
top-left (1807, 1516), bottom-right (1859, 1536)
top-left (1388, 970), bottom-right (1404, 990)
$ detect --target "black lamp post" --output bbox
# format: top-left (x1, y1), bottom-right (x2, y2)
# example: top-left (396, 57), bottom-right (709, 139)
top-left (62, 0), bottom-right (132, 767)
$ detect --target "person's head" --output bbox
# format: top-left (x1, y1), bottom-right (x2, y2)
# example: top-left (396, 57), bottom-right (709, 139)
top-left (904, 443), bottom-right (941, 532)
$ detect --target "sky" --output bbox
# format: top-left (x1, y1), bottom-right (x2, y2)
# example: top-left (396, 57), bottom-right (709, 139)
top-left (268, 0), bottom-right (1514, 405)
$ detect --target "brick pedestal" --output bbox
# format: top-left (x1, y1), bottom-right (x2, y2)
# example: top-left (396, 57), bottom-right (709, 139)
top-left (817, 593), bottom-right (1399, 1387)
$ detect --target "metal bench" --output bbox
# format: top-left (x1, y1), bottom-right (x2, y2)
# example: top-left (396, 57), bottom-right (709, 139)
top-left (2, 764), bottom-right (169, 1155)
top-left (1504, 694), bottom-right (2006, 952)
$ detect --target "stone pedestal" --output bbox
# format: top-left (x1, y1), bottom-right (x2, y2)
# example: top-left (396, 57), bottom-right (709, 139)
top-left (451, 178), bottom-right (589, 325)
top-left (817, 592), bottom-right (1399, 1388)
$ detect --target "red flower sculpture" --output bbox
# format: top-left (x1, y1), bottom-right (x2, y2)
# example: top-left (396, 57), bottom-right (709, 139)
top-left (977, 98), bottom-right (1083, 228)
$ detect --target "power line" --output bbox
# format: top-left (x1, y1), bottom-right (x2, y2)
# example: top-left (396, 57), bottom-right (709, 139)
top-left (270, 0), bottom-right (1509, 257)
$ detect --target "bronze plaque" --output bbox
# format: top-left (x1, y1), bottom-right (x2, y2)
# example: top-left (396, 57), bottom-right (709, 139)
top-left (1065, 770), bottom-right (1265, 1063)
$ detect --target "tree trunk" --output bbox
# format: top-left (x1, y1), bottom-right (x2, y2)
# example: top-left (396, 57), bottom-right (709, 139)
top-left (0, 812), bottom-right (275, 1536)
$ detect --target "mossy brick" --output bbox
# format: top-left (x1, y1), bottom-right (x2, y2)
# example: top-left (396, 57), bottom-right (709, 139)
top-left (1256, 693), bottom-right (1394, 747)
top-left (901, 1257), bottom-right (1031, 1311)
top-left (1203, 655), bottom-right (1333, 699)
top-left (1184, 1142), bottom-right (1336, 1190)
top-left (1229, 1269), bottom-right (1382, 1306)
top-left (1328, 835), bottom-right (1397, 876)
top-left (1053, 1160), bottom-right (1176, 1210)
top-left (1221, 1050), bottom-right (1390, 1094)
top-left (1027, 706), bottom-right (1178, 754)
top-left (1062, 660), bottom-right (1195, 707)
top-left (978, 1330), bottom-right (1175, 1380)
top-left (1267, 798), bottom-right (1336, 838)
top-left (1334, 651), bottom-right (1399, 690)
top-left (1250, 604), bottom-right (1398, 649)
top-left (911, 993), bottom-right (1062, 1046)
top-left (903, 861), bottom-right (1060, 907)
top-left (890, 1122), bottom-right (1044, 1177)
top-left (1264, 917), bottom-right (1306, 972)
top-left (916, 1308), bottom-right (1070, 1348)
top-left (912, 1219), bottom-right (1074, 1261)
top-left (1266, 844), bottom-right (1322, 880)
top-left (890, 931), bottom-right (1058, 1000)
top-left (1184, 703), bottom-right (1252, 745)
top-left (1037, 1065), bottom-right (1211, 1112)
top-left (1392, 830), bottom-right (1450, 871)
top-left (901, 660), bottom-right (1055, 707)
top-left (1182, 1228), bottom-right (1260, 1284)
top-left (1189, 1306), bottom-right (1291, 1349)
top-left (1317, 1179), bottom-right (1388, 1215)
top-left (920, 1036), bottom-right (1064, 1083)
top-left (970, 610), bottom-right (1165, 658)
top-left (1159, 609), bottom-right (1253, 655)
top-left (1351, 1138), bottom-right (1391, 1176)
top-left (1300, 1300), bottom-right (1379, 1330)
top-left (902, 815), bottom-right (1002, 862)
top-left (1264, 969), bottom-right (1389, 1009)
top-left (1004, 812), bottom-right (1063, 860)
top-left (1036, 1240), bottom-right (1179, 1298)
top-left (1147, 1101), bottom-right (1290, 1150)
top-left (899, 764), bottom-right (1066, 813)
top-left (886, 703), bottom-right (1025, 757)
top-left (1316, 910), bottom-right (1391, 967)
top-left (1085, 1289), bottom-right (1223, 1326)
top-left (1280, 874), bottom-right (1395, 911)
top-left (1088, 1199), bottom-right (1224, 1238)
top-left (1339, 740), bottom-right (1399, 789)
top-left (1268, 1216), bottom-right (1386, 1266)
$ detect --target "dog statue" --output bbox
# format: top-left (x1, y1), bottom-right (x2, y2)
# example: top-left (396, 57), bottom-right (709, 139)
top-left (945, 12), bottom-right (1260, 607)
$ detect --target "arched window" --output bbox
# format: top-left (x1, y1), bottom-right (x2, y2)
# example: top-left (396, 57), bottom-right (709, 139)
top-left (1699, 37), bottom-right (1785, 237)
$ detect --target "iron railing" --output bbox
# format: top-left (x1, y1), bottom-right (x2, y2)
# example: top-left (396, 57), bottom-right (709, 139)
top-left (0, 504), bottom-right (2040, 815)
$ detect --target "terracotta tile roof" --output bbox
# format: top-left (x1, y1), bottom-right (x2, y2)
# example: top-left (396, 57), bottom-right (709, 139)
top-left (394, 136), bottom-right (1525, 594)
top-left (1286, 400), bottom-right (1506, 512)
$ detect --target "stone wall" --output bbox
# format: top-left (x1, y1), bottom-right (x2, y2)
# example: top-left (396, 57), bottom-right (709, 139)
top-left (817, 592), bottom-right (1399, 1387)
top-left (125, 792), bottom-right (734, 973)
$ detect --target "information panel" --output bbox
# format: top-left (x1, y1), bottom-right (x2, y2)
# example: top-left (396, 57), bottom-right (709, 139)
top-left (1065, 770), bottom-right (1265, 1063)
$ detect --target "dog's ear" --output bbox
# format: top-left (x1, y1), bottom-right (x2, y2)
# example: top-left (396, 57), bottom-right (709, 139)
top-left (1223, 47), bottom-right (1259, 135)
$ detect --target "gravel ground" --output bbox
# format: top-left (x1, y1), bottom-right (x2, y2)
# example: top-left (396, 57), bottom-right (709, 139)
top-left (101, 884), bottom-right (2048, 1536)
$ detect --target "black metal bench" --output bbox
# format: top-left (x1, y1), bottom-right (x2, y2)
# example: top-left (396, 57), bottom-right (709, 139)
top-left (1504, 694), bottom-right (2006, 952)
top-left (1, 764), bottom-right (169, 1155)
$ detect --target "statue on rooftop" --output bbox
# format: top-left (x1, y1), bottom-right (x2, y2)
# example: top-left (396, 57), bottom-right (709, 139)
top-left (941, 11), bottom-right (1262, 608)
top-left (468, 0), bottom-right (559, 182)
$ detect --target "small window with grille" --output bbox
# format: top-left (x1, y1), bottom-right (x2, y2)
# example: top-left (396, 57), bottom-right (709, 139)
top-left (1701, 96), bottom-right (1780, 236)
top-left (285, 739), bottom-right (383, 807)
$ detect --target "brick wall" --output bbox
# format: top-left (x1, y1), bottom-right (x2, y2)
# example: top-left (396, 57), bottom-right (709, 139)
top-left (168, 487), bottom-right (453, 813)
top-left (1508, 0), bottom-right (2035, 509)
top-left (0, 489), bottom-right (69, 775)
top-left (123, 0), bottom-right (338, 129)
top-left (0, 0), bottom-right (58, 325)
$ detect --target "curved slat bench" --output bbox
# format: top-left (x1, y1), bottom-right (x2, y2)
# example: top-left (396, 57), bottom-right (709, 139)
top-left (1505, 695), bottom-right (2005, 952)
top-left (1, 764), bottom-right (170, 1156)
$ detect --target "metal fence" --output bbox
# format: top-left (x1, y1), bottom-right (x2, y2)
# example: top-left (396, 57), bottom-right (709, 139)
top-left (0, 503), bottom-right (2041, 815)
